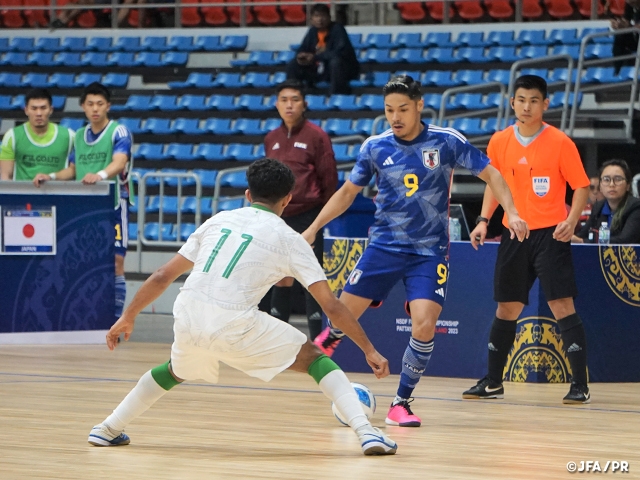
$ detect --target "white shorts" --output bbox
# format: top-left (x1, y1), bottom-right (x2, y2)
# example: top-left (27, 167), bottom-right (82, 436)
top-left (170, 293), bottom-right (307, 384)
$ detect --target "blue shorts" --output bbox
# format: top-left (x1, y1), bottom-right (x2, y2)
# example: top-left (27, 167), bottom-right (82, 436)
top-left (115, 198), bottom-right (129, 257)
top-left (342, 245), bottom-right (449, 306)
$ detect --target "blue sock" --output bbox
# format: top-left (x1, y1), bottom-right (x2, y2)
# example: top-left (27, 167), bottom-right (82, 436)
top-left (396, 337), bottom-right (434, 401)
top-left (115, 275), bottom-right (126, 318)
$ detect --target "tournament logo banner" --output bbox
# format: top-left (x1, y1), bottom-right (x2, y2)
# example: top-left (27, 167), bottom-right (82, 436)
top-left (599, 245), bottom-right (640, 307)
top-left (323, 238), bottom-right (366, 297)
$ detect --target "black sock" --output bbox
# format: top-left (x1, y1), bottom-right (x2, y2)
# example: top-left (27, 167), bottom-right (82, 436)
top-left (305, 291), bottom-right (323, 340)
top-left (270, 286), bottom-right (292, 322)
top-left (487, 317), bottom-right (517, 384)
top-left (558, 313), bottom-right (588, 386)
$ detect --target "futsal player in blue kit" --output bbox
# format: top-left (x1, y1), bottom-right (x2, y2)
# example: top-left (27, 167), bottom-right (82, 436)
top-left (303, 75), bottom-right (529, 427)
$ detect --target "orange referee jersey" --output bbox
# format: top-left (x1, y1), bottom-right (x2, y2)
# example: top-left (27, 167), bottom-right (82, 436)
top-left (487, 123), bottom-right (590, 231)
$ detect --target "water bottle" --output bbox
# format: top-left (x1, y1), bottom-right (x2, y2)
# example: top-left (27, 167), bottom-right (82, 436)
top-left (598, 221), bottom-right (610, 245)
top-left (449, 218), bottom-right (461, 241)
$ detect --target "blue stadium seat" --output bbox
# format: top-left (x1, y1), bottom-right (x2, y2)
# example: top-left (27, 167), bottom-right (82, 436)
top-left (548, 68), bottom-right (575, 83)
top-left (87, 37), bottom-right (113, 51)
top-left (192, 169), bottom-right (218, 187)
top-left (264, 118), bottom-right (281, 131)
top-left (520, 68), bottom-right (549, 80)
top-left (395, 32), bottom-right (424, 48)
top-left (113, 36), bottom-right (143, 52)
top-left (179, 224), bottom-right (197, 241)
top-left (586, 43), bottom-right (613, 59)
top-left (227, 144), bottom-right (259, 162)
top-left (117, 117), bottom-right (146, 135)
top-left (142, 36), bottom-right (169, 51)
top-left (75, 73), bottom-right (102, 87)
top-left (581, 28), bottom-right (612, 43)
top-left (372, 71), bottom-right (392, 88)
top-left (395, 69), bottom-right (423, 81)
top-left (618, 66), bottom-right (635, 81)
top-left (168, 73), bottom-right (215, 89)
top-left (130, 168), bottom-right (155, 185)
top-left (422, 70), bottom-right (461, 87)
top-left (517, 30), bottom-right (552, 45)
top-left (451, 118), bottom-right (487, 136)
top-left (486, 31), bottom-right (520, 46)
top-left (305, 95), bottom-right (330, 111)
top-left (221, 171), bottom-right (249, 187)
top-left (163, 52), bottom-right (188, 66)
top-left (548, 29), bottom-right (580, 45)
top-left (332, 143), bottom-right (352, 162)
top-left (325, 119), bottom-right (353, 136)
top-left (484, 92), bottom-right (504, 109)
top-left (136, 144), bottom-right (167, 161)
top-left (244, 72), bottom-right (273, 88)
top-left (486, 69), bottom-right (511, 85)
top-left (220, 35), bottom-right (249, 51)
top-left (205, 118), bottom-right (239, 135)
top-left (354, 118), bottom-right (374, 135)
top-left (29, 52), bottom-right (56, 66)
top-left (54, 52), bottom-right (82, 67)
top-left (174, 118), bottom-right (204, 135)
top-left (108, 52), bottom-right (137, 67)
top-left (238, 94), bottom-right (274, 111)
top-left (551, 45), bottom-right (580, 60)
top-left (365, 33), bottom-right (394, 49)
top-left (10, 95), bottom-right (25, 109)
top-left (0, 53), bottom-right (30, 66)
top-left (348, 33), bottom-right (367, 49)
top-left (49, 73), bottom-right (76, 88)
top-left (169, 36), bottom-right (198, 51)
top-left (128, 222), bottom-right (138, 241)
top-left (102, 73), bottom-right (129, 88)
top-left (328, 94), bottom-right (362, 111)
top-left (351, 72), bottom-right (373, 88)
top-left (144, 223), bottom-right (175, 242)
top-left (235, 118), bottom-right (268, 135)
top-left (520, 45), bottom-right (548, 59)
top-left (218, 198), bottom-right (245, 211)
top-left (0, 38), bottom-right (8, 53)
top-left (364, 49), bottom-right (398, 64)
top-left (457, 32), bottom-right (490, 47)
top-left (274, 51), bottom-right (295, 64)
top-left (23, 73), bottom-right (52, 88)
top-left (145, 118), bottom-right (175, 135)
top-left (150, 95), bottom-right (182, 111)
top-left (81, 52), bottom-right (109, 67)
top-left (195, 35), bottom-right (221, 51)
top-left (359, 94), bottom-right (384, 111)
top-left (10, 37), bottom-right (35, 52)
top-left (448, 93), bottom-right (485, 110)
top-left (52, 96), bottom-right (66, 110)
top-left (195, 143), bottom-right (226, 161)
top-left (0, 73), bottom-right (22, 87)
top-left (129, 195), bottom-right (142, 214)
top-left (231, 51), bottom-right (277, 67)
top-left (396, 48), bottom-right (427, 63)
top-left (199, 198), bottom-right (214, 215)
top-left (212, 72), bottom-right (244, 88)
top-left (110, 95), bottom-right (153, 112)
top-left (424, 32), bottom-right (457, 47)
top-left (0, 95), bottom-right (13, 110)
top-left (484, 117), bottom-right (500, 134)
top-left (549, 91), bottom-right (582, 108)
top-left (456, 70), bottom-right (485, 85)
top-left (426, 48), bottom-right (462, 63)
top-left (137, 52), bottom-right (163, 67)
top-left (423, 93), bottom-right (443, 110)
top-left (59, 37), bottom-right (86, 51)
top-left (59, 118), bottom-right (85, 131)
top-left (166, 144), bottom-right (197, 161)
top-left (35, 37), bottom-right (61, 52)
top-left (487, 46), bottom-right (520, 63)
top-left (180, 95), bottom-right (209, 111)
top-left (160, 196), bottom-right (180, 214)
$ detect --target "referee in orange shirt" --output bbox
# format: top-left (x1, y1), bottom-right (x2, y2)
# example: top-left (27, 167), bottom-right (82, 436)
top-left (462, 75), bottom-right (592, 404)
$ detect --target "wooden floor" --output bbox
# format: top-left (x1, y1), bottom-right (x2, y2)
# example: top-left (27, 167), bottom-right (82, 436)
top-left (1, 343), bottom-right (639, 480)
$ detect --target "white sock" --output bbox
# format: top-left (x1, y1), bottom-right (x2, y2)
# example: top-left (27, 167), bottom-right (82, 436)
top-left (103, 370), bottom-right (168, 432)
top-left (318, 370), bottom-right (374, 434)
top-left (393, 395), bottom-right (408, 406)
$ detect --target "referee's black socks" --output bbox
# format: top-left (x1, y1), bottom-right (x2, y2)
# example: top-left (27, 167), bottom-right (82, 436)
top-left (557, 313), bottom-right (588, 386)
top-left (487, 317), bottom-right (517, 384)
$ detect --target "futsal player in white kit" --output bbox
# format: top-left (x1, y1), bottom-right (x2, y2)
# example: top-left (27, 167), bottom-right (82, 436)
top-left (88, 158), bottom-right (397, 456)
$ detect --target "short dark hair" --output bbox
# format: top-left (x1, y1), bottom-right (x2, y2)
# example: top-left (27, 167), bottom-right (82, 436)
top-left (513, 75), bottom-right (548, 99)
top-left (382, 75), bottom-right (422, 100)
top-left (25, 88), bottom-right (52, 106)
top-left (599, 158), bottom-right (632, 183)
top-left (275, 79), bottom-right (306, 100)
top-left (81, 82), bottom-right (111, 104)
top-left (247, 158), bottom-right (296, 204)
top-left (311, 3), bottom-right (330, 15)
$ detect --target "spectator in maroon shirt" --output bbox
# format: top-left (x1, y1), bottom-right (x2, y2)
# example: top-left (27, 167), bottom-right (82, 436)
top-left (264, 80), bottom-right (338, 339)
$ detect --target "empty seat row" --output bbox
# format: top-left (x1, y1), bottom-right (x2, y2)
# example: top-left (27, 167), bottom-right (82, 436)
top-left (0, 51), bottom-right (188, 68)
top-left (116, 117), bottom-right (283, 136)
top-left (139, 196), bottom-right (249, 215)
top-left (168, 71), bottom-right (287, 89)
top-left (0, 94), bottom-right (65, 110)
top-left (0, 35), bottom-right (248, 53)
top-left (0, 72), bottom-right (128, 89)
top-left (230, 50), bottom-right (294, 67)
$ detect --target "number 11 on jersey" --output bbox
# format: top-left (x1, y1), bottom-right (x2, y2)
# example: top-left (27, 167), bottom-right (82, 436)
top-left (203, 228), bottom-right (253, 278)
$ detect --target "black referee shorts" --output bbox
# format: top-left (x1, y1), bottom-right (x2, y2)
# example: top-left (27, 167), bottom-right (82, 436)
top-left (494, 226), bottom-right (578, 305)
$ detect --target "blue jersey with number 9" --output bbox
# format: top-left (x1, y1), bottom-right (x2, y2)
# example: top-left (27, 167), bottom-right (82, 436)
top-left (349, 123), bottom-right (490, 257)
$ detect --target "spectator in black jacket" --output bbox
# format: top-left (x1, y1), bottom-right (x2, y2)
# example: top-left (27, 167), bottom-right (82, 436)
top-left (610, 0), bottom-right (640, 74)
top-left (286, 3), bottom-right (360, 95)
top-left (573, 159), bottom-right (640, 244)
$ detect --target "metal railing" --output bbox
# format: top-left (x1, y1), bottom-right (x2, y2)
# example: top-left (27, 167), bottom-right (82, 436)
top-left (211, 165), bottom-right (250, 215)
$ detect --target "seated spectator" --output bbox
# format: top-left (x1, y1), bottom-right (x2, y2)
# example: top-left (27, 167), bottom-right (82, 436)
top-left (51, 0), bottom-right (143, 28)
top-left (286, 3), bottom-right (360, 95)
top-left (573, 159), bottom-right (640, 244)
top-left (610, 0), bottom-right (640, 74)
top-left (578, 174), bottom-right (605, 228)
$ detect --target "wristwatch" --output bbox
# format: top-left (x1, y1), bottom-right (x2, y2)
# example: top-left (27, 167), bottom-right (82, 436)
top-left (476, 216), bottom-right (489, 225)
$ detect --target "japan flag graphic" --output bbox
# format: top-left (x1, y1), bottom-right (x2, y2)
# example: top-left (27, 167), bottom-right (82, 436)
top-left (4, 216), bottom-right (54, 247)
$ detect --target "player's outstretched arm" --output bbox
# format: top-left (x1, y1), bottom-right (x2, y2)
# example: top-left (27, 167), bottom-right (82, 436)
top-left (307, 280), bottom-right (390, 378)
top-left (33, 164), bottom-right (76, 187)
top-left (106, 253), bottom-right (194, 350)
top-left (477, 164), bottom-right (529, 242)
top-left (302, 181), bottom-right (363, 245)
top-left (82, 153), bottom-right (128, 185)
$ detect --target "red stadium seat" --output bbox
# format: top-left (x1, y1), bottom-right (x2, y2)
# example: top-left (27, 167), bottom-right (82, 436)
top-left (201, 0), bottom-right (228, 25)
top-left (485, 0), bottom-right (513, 19)
top-left (546, 0), bottom-right (573, 18)
top-left (456, 0), bottom-right (484, 20)
top-left (254, 0), bottom-right (281, 25)
top-left (24, 0), bottom-right (48, 27)
top-left (576, 0), bottom-right (603, 17)
top-left (1, 0), bottom-right (26, 27)
top-left (425, 1), bottom-right (456, 21)
top-left (522, 0), bottom-right (543, 18)
top-left (226, 0), bottom-right (255, 25)
top-left (280, 0), bottom-right (306, 25)
top-left (397, 2), bottom-right (427, 22)
top-left (607, 0), bottom-right (625, 16)
top-left (179, 0), bottom-right (201, 26)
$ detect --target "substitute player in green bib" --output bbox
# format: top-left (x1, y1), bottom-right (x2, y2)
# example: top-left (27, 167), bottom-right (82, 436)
top-left (0, 88), bottom-right (75, 181)
top-left (34, 83), bottom-right (134, 323)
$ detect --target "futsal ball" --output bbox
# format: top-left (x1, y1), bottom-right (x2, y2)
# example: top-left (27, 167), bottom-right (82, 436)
top-left (332, 382), bottom-right (376, 426)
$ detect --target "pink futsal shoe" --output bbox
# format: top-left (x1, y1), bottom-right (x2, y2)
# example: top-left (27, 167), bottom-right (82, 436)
top-left (385, 399), bottom-right (421, 427)
top-left (313, 326), bottom-right (343, 357)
